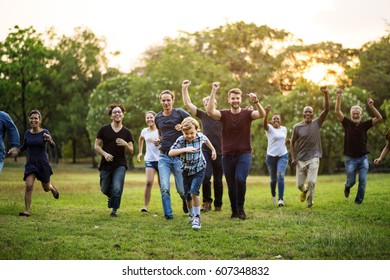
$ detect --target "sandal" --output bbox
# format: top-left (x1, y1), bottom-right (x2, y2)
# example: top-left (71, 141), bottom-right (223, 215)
top-left (51, 185), bottom-right (59, 199)
top-left (19, 212), bottom-right (30, 217)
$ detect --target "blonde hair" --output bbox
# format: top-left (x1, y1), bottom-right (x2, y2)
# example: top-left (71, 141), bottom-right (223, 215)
top-left (227, 88), bottom-right (242, 98)
top-left (181, 117), bottom-right (200, 132)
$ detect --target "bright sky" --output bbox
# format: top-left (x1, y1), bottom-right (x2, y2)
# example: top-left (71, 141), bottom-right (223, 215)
top-left (1, 0), bottom-right (389, 72)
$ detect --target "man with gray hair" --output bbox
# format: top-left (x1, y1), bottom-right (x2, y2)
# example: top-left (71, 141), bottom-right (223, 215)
top-left (290, 86), bottom-right (330, 209)
top-left (335, 89), bottom-right (382, 204)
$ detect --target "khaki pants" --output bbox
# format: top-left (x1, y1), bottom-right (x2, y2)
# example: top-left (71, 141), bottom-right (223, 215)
top-left (296, 157), bottom-right (319, 207)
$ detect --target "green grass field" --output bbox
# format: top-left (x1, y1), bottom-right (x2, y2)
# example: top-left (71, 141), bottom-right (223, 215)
top-left (0, 162), bottom-right (389, 260)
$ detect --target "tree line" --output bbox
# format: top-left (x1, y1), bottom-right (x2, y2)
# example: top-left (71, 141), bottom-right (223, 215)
top-left (1, 22), bottom-right (389, 173)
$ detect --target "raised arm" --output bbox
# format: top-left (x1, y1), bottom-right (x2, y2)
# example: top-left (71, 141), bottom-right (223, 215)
top-left (206, 82), bottom-right (222, 120)
top-left (182, 80), bottom-right (197, 116)
top-left (263, 104), bottom-right (271, 131)
top-left (319, 86), bottom-right (330, 122)
top-left (247, 92), bottom-right (265, 120)
top-left (334, 88), bottom-right (344, 121)
top-left (367, 98), bottom-right (383, 126)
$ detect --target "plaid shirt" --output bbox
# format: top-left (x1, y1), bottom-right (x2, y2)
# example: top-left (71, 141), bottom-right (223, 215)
top-left (170, 132), bottom-right (208, 176)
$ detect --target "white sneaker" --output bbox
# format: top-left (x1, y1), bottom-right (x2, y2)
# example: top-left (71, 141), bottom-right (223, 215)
top-left (278, 199), bottom-right (284, 207)
top-left (188, 215), bottom-right (194, 225)
top-left (272, 197), bottom-right (276, 203)
top-left (191, 216), bottom-right (201, 229)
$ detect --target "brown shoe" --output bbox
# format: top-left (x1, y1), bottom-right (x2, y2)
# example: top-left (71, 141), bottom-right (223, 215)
top-left (214, 206), bottom-right (222, 211)
top-left (300, 190), bottom-right (307, 202)
top-left (201, 202), bottom-right (211, 212)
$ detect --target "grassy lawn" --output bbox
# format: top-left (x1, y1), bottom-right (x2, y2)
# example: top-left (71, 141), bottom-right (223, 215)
top-left (0, 161), bottom-right (389, 260)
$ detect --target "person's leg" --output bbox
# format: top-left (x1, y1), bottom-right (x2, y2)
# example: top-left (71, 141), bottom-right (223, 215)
top-left (355, 155), bottom-right (369, 204)
top-left (296, 160), bottom-right (308, 202)
top-left (344, 156), bottom-right (357, 198)
top-left (143, 166), bottom-right (156, 211)
top-left (100, 169), bottom-right (113, 206)
top-left (110, 166), bottom-right (126, 214)
top-left (266, 154), bottom-right (277, 201)
top-left (172, 156), bottom-right (187, 213)
top-left (22, 174), bottom-right (36, 215)
top-left (212, 154), bottom-right (224, 210)
top-left (306, 158), bottom-right (319, 208)
top-left (189, 170), bottom-right (205, 229)
top-left (201, 150), bottom-right (213, 208)
top-left (222, 155), bottom-right (238, 217)
top-left (158, 155), bottom-right (173, 219)
top-left (276, 153), bottom-right (288, 202)
top-left (0, 161), bottom-right (4, 172)
top-left (235, 153), bottom-right (251, 220)
top-left (183, 172), bottom-right (193, 220)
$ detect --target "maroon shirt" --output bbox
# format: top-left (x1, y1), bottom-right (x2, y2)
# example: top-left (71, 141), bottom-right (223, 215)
top-left (220, 109), bottom-right (253, 156)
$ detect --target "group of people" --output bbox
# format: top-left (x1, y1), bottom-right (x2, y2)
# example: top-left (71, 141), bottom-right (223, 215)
top-left (0, 81), bottom-right (388, 227)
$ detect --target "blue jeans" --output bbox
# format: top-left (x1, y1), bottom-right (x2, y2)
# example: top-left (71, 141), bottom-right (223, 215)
top-left (158, 155), bottom-right (185, 219)
top-left (202, 151), bottom-right (223, 207)
top-left (99, 166), bottom-right (126, 210)
top-left (183, 169), bottom-right (206, 200)
top-left (266, 153), bottom-right (288, 200)
top-left (344, 155), bottom-right (369, 204)
top-left (222, 153), bottom-right (252, 212)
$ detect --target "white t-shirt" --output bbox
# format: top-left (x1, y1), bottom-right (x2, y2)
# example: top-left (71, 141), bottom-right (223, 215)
top-left (140, 127), bottom-right (160, 162)
top-left (265, 124), bottom-right (288, 157)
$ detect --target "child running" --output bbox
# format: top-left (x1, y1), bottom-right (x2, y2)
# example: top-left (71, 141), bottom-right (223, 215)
top-left (169, 117), bottom-right (216, 229)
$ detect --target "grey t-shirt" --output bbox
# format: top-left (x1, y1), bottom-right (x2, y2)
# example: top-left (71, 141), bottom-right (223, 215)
top-left (291, 118), bottom-right (323, 161)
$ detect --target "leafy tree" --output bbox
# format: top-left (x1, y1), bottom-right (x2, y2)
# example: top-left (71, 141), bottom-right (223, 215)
top-left (0, 26), bottom-right (54, 132)
top-left (52, 27), bottom-right (107, 163)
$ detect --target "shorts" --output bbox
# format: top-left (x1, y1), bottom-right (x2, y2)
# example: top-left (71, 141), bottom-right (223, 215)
top-left (145, 161), bottom-right (159, 172)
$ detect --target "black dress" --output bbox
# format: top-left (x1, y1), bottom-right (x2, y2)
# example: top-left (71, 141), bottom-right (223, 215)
top-left (20, 129), bottom-right (53, 183)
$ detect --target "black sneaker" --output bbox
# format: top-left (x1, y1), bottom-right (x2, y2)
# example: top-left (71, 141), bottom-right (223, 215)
top-left (344, 187), bottom-right (350, 198)
top-left (237, 208), bottom-right (246, 220)
top-left (110, 211), bottom-right (117, 217)
top-left (231, 210), bottom-right (239, 218)
top-left (182, 200), bottom-right (189, 213)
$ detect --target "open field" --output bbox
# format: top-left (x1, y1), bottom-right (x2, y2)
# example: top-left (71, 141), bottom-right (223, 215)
top-left (0, 162), bottom-right (389, 260)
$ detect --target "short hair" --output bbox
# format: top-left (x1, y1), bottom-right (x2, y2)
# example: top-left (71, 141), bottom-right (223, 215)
top-left (108, 103), bottom-right (125, 116)
top-left (350, 105), bottom-right (363, 114)
top-left (159, 90), bottom-right (175, 100)
top-left (181, 117), bottom-right (200, 132)
top-left (29, 109), bottom-right (42, 119)
top-left (227, 88), bottom-right (242, 98)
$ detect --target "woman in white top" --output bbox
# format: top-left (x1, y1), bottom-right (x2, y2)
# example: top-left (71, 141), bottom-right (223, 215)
top-left (263, 105), bottom-right (289, 207)
top-left (137, 111), bottom-right (161, 212)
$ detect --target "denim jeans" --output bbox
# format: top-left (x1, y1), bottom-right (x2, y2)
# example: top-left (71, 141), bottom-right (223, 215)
top-left (344, 155), bottom-right (369, 204)
top-left (222, 153), bottom-right (252, 212)
top-left (99, 166), bottom-right (126, 210)
top-left (158, 155), bottom-right (185, 219)
top-left (183, 169), bottom-right (206, 200)
top-left (202, 151), bottom-right (223, 207)
top-left (266, 153), bottom-right (288, 200)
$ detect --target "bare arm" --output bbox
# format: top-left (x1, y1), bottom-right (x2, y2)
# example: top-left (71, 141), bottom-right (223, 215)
top-left (206, 82), bottom-right (222, 120)
top-left (367, 98), bottom-right (383, 126)
top-left (136, 135), bottom-right (145, 162)
top-left (334, 88), bottom-right (344, 121)
top-left (116, 138), bottom-right (134, 155)
top-left (290, 128), bottom-right (297, 165)
top-left (168, 146), bottom-right (195, 157)
top-left (247, 92), bottom-right (265, 120)
top-left (205, 138), bottom-right (217, 160)
top-left (94, 138), bottom-right (113, 162)
top-left (319, 86), bottom-right (330, 122)
top-left (263, 104), bottom-right (271, 131)
top-left (374, 141), bottom-right (390, 165)
top-left (182, 80), bottom-right (197, 116)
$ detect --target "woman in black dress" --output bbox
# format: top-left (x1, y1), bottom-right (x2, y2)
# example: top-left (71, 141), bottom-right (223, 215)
top-left (18, 109), bottom-right (59, 217)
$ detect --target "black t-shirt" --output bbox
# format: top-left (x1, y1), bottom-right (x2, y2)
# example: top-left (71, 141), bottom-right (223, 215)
top-left (155, 108), bottom-right (190, 152)
top-left (96, 124), bottom-right (134, 170)
top-left (196, 109), bottom-right (222, 155)
top-left (341, 117), bottom-right (373, 157)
